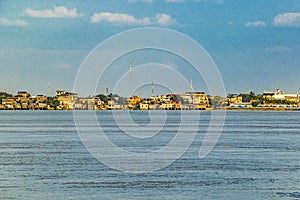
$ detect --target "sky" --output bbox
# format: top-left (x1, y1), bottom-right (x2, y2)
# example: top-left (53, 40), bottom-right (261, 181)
top-left (0, 0), bottom-right (300, 97)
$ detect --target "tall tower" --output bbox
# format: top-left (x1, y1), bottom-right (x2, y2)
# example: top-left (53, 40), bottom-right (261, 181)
top-left (48, 82), bottom-right (51, 97)
top-left (152, 80), bottom-right (154, 97)
top-left (190, 79), bottom-right (193, 93)
top-left (105, 87), bottom-right (109, 96)
top-left (130, 61), bottom-right (133, 96)
top-left (190, 79), bottom-right (193, 106)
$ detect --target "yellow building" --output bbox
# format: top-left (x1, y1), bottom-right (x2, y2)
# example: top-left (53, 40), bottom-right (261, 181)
top-left (172, 101), bottom-right (182, 110)
top-left (227, 94), bottom-right (243, 105)
top-left (36, 95), bottom-right (48, 103)
top-left (129, 96), bottom-right (141, 105)
top-left (180, 92), bottom-right (211, 109)
top-left (161, 103), bottom-right (174, 110)
top-left (57, 92), bottom-right (78, 110)
top-left (140, 103), bottom-right (149, 110)
top-left (2, 97), bottom-right (16, 109)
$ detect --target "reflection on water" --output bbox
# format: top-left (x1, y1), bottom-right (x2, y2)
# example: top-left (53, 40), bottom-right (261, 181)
top-left (0, 111), bottom-right (299, 199)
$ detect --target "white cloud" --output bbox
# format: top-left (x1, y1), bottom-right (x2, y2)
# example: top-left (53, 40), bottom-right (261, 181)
top-left (91, 12), bottom-right (175, 26)
top-left (91, 12), bottom-right (151, 25)
top-left (155, 13), bottom-right (174, 26)
top-left (273, 12), bottom-right (300, 27)
top-left (245, 21), bottom-right (267, 27)
top-left (25, 6), bottom-right (82, 18)
top-left (0, 18), bottom-right (28, 26)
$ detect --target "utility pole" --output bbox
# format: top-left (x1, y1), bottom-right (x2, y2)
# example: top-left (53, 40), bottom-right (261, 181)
top-left (152, 80), bottom-right (154, 97)
top-left (190, 79), bottom-right (194, 108)
top-left (106, 87), bottom-right (109, 96)
top-left (190, 79), bottom-right (193, 93)
top-left (130, 61), bottom-right (133, 96)
top-left (48, 82), bottom-right (51, 97)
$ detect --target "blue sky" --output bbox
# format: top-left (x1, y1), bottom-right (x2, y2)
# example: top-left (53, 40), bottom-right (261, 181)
top-left (0, 0), bottom-right (300, 96)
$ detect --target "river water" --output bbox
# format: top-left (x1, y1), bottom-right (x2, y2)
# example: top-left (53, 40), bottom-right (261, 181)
top-left (0, 111), bottom-right (299, 199)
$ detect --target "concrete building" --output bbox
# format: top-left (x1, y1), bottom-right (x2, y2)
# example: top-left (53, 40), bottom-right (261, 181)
top-left (140, 103), bottom-right (149, 110)
top-left (56, 90), bottom-right (78, 110)
top-left (263, 89), bottom-right (299, 103)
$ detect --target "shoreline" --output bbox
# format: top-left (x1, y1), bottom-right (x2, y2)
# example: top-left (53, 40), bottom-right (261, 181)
top-left (224, 107), bottom-right (300, 111)
top-left (0, 108), bottom-right (300, 111)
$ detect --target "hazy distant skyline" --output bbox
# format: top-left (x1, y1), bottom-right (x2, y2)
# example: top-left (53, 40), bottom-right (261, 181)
top-left (1, 0), bottom-right (300, 96)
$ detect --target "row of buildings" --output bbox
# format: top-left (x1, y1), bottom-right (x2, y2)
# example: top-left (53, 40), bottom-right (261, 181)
top-left (0, 88), bottom-right (299, 110)
top-left (226, 89), bottom-right (299, 109)
top-left (0, 90), bottom-right (211, 110)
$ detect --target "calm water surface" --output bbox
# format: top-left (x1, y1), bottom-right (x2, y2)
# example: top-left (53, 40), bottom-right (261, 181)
top-left (0, 111), bottom-right (299, 199)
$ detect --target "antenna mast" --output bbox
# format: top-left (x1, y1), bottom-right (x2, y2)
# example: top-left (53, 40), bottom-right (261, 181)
top-left (130, 61), bottom-right (133, 96)
top-left (48, 82), bottom-right (51, 97)
top-left (152, 80), bottom-right (154, 97)
top-left (190, 79), bottom-right (193, 93)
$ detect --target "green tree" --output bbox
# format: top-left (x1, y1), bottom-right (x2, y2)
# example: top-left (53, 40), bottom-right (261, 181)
top-left (227, 93), bottom-right (234, 98)
top-left (96, 94), bottom-right (107, 101)
top-left (241, 91), bottom-right (257, 102)
top-left (52, 100), bottom-right (60, 107)
top-left (211, 96), bottom-right (224, 108)
top-left (47, 97), bottom-right (60, 107)
top-left (252, 101), bottom-right (259, 107)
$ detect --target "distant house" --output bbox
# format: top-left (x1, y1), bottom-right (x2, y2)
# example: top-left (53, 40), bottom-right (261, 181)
top-left (227, 94), bottom-right (243, 105)
top-left (36, 95), bottom-right (47, 103)
top-left (15, 91), bottom-right (31, 104)
top-left (56, 90), bottom-right (78, 110)
top-left (263, 89), bottom-right (299, 103)
top-left (37, 102), bottom-right (47, 110)
top-left (172, 101), bottom-right (182, 110)
top-left (56, 90), bottom-right (67, 97)
top-left (179, 92), bottom-right (210, 109)
top-left (129, 96), bottom-right (141, 105)
top-left (17, 91), bottom-right (30, 98)
top-left (139, 103), bottom-right (149, 110)
top-left (262, 91), bottom-right (275, 99)
top-left (149, 104), bottom-right (158, 110)
top-left (161, 103), bottom-right (174, 110)
top-left (2, 97), bottom-right (16, 109)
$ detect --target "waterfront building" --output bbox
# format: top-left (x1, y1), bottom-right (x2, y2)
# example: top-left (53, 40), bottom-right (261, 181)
top-left (139, 103), bottom-right (149, 110)
top-left (17, 91), bottom-right (30, 98)
top-left (15, 91), bottom-right (30, 103)
top-left (56, 90), bottom-right (78, 110)
top-left (179, 92), bottom-right (210, 109)
top-left (227, 94), bottom-right (243, 105)
top-left (173, 101), bottom-right (183, 110)
top-left (56, 90), bottom-right (67, 96)
top-left (1, 97), bottom-right (16, 109)
top-left (36, 95), bottom-right (48, 103)
top-left (263, 89), bottom-right (299, 104)
top-left (161, 103), bottom-right (174, 110)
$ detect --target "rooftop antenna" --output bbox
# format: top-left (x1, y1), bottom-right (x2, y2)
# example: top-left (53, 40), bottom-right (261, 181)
top-left (190, 79), bottom-right (194, 107)
top-left (152, 80), bottom-right (154, 97)
top-left (48, 82), bottom-right (51, 97)
top-left (105, 87), bottom-right (109, 96)
top-left (130, 61), bottom-right (133, 96)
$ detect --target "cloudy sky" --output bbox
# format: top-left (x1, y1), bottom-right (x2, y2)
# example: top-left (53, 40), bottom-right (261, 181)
top-left (0, 0), bottom-right (300, 96)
